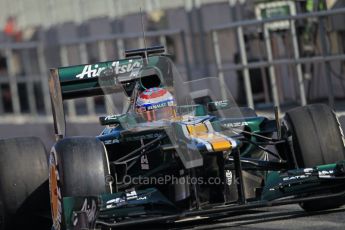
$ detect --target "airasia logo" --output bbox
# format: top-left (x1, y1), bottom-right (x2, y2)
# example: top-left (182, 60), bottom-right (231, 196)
top-left (76, 60), bottom-right (141, 79)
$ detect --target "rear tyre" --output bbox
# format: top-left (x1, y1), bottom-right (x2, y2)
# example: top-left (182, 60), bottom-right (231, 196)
top-left (0, 137), bottom-right (49, 230)
top-left (49, 137), bottom-right (111, 230)
top-left (285, 104), bottom-right (345, 211)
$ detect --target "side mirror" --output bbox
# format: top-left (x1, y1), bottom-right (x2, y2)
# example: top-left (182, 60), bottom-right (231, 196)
top-left (99, 115), bottom-right (122, 126)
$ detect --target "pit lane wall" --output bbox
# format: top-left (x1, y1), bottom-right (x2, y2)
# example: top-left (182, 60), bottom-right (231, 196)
top-left (0, 122), bottom-right (102, 149)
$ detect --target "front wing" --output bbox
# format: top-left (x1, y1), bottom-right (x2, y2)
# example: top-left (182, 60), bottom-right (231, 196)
top-left (64, 161), bottom-right (345, 229)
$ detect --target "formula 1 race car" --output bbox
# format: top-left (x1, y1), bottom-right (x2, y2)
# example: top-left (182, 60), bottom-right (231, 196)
top-left (1, 46), bottom-right (345, 230)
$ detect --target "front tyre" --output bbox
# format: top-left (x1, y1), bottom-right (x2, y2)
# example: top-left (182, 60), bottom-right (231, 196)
top-left (49, 137), bottom-right (112, 230)
top-left (285, 104), bottom-right (345, 211)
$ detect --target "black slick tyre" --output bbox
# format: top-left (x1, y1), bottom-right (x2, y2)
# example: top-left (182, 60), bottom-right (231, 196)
top-left (0, 137), bottom-right (49, 230)
top-left (285, 104), bottom-right (345, 211)
top-left (49, 137), bottom-right (112, 230)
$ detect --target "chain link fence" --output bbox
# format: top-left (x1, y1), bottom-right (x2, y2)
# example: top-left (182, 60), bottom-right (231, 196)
top-left (0, 29), bottom-right (189, 123)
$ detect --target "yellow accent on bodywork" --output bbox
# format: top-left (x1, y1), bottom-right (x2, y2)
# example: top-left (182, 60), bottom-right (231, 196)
top-left (185, 122), bottom-right (233, 152)
top-left (210, 138), bottom-right (232, 151)
top-left (187, 123), bottom-right (208, 135)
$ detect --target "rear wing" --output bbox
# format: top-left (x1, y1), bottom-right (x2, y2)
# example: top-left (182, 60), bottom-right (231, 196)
top-left (50, 59), bottom-right (142, 100)
top-left (48, 46), bottom-right (167, 139)
top-left (49, 58), bottom-right (144, 139)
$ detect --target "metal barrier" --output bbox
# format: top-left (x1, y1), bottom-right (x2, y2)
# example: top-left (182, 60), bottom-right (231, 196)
top-left (0, 41), bottom-right (51, 118)
top-left (1, 8), bottom-right (345, 122)
top-left (210, 7), bottom-right (345, 112)
top-left (0, 29), bottom-right (189, 123)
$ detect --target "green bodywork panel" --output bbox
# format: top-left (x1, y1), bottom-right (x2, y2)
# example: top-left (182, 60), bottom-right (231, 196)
top-left (99, 104), bottom-right (207, 127)
top-left (62, 188), bottom-right (177, 229)
top-left (262, 161), bottom-right (345, 201)
top-left (62, 161), bottom-right (345, 229)
top-left (56, 56), bottom-right (165, 99)
top-left (99, 115), bottom-right (269, 158)
top-left (58, 59), bottom-right (138, 95)
top-left (217, 116), bottom-right (269, 156)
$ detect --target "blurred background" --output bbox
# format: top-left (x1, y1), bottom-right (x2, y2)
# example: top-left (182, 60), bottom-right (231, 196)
top-left (0, 0), bottom-right (345, 147)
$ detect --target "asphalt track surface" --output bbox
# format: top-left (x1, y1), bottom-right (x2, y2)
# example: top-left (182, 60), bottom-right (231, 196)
top-left (130, 115), bottom-right (345, 230)
top-left (122, 204), bottom-right (345, 230)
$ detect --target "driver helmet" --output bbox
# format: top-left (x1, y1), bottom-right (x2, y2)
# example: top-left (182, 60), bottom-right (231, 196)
top-left (136, 87), bottom-right (176, 122)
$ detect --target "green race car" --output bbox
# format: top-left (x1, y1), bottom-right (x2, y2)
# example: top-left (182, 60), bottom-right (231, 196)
top-left (1, 46), bottom-right (345, 230)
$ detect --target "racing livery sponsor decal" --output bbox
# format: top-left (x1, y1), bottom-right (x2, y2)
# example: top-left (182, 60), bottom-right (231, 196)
top-left (126, 190), bottom-right (138, 200)
top-left (104, 114), bottom-right (121, 120)
top-left (141, 154), bottom-right (150, 170)
top-left (214, 100), bottom-right (229, 107)
top-left (303, 168), bottom-right (314, 173)
top-left (76, 60), bottom-right (142, 79)
top-left (222, 121), bottom-right (249, 128)
top-left (146, 100), bottom-right (174, 111)
top-left (225, 170), bottom-right (233, 185)
top-left (318, 170), bottom-right (334, 178)
top-left (137, 196), bottom-right (147, 200)
top-left (106, 197), bottom-right (126, 209)
top-left (282, 174), bottom-right (309, 181)
top-left (49, 148), bottom-right (62, 230)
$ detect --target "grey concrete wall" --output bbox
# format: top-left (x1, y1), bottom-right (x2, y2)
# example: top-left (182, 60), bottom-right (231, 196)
top-left (0, 122), bottom-right (103, 150)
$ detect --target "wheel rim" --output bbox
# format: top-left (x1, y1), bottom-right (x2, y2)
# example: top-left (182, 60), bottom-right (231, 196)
top-left (49, 149), bottom-right (62, 230)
